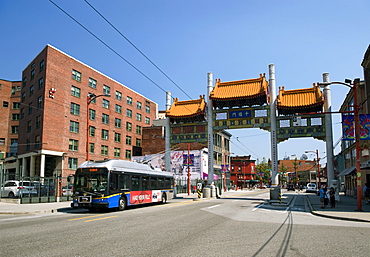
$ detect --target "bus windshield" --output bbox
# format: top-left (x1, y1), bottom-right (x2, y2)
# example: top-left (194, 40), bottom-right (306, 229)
top-left (74, 168), bottom-right (108, 194)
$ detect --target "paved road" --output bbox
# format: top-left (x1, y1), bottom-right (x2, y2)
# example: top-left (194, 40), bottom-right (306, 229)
top-left (1, 191), bottom-right (369, 257)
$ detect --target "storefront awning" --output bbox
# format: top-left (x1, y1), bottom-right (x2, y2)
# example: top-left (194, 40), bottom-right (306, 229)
top-left (337, 166), bottom-right (356, 177)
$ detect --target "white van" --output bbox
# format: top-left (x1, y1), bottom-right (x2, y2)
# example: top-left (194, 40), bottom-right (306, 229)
top-left (306, 183), bottom-right (317, 193)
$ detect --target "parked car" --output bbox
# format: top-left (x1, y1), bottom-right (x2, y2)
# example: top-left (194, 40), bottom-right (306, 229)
top-left (287, 184), bottom-right (295, 191)
top-left (32, 182), bottom-right (55, 196)
top-left (306, 183), bottom-right (317, 193)
top-left (0, 180), bottom-right (38, 198)
top-left (62, 185), bottom-right (73, 196)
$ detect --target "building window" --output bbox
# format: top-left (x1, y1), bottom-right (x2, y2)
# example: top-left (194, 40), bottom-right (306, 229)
top-left (102, 99), bottom-right (110, 109)
top-left (12, 102), bottom-right (20, 109)
top-left (126, 109), bottom-right (132, 118)
top-left (11, 126), bottom-right (18, 134)
top-left (70, 103), bottom-right (80, 115)
top-left (115, 118), bottom-right (121, 128)
top-left (71, 86), bottom-right (81, 97)
top-left (89, 78), bottom-right (97, 89)
top-left (103, 85), bottom-right (110, 95)
top-left (114, 147), bottom-right (121, 158)
top-left (3, 101), bottom-right (8, 108)
top-left (12, 114), bottom-right (20, 121)
top-left (101, 145), bottom-right (108, 156)
top-left (26, 139), bottom-right (30, 151)
top-left (136, 101), bottom-right (142, 110)
top-left (89, 126), bottom-right (95, 136)
top-left (69, 139), bottom-right (79, 151)
top-left (37, 96), bottom-right (43, 108)
top-left (136, 125), bottom-right (142, 135)
top-left (27, 120), bottom-right (32, 133)
top-left (145, 105), bottom-right (150, 114)
top-left (31, 69), bottom-right (35, 80)
top-left (116, 91), bottom-right (122, 100)
top-left (22, 77), bottom-right (27, 87)
top-left (30, 85), bottom-right (34, 96)
top-left (126, 136), bottom-right (132, 145)
top-left (35, 135), bottom-right (40, 149)
top-left (68, 158), bottom-right (78, 169)
top-left (70, 121), bottom-right (79, 133)
top-left (36, 116), bottom-right (41, 129)
top-left (89, 143), bottom-right (95, 154)
top-left (21, 92), bottom-right (26, 102)
top-left (136, 138), bottom-right (141, 147)
top-left (28, 103), bottom-right (33, 114)
top-left (127, 96), bottom-right (132, 105)
top-left (38, 77), bottom-right (44, 89)
top-left (89, 109), bottom-right (96, 120)
top-left (39, 60), bottom-right (45, 72)
top-left (136, 113), bottom-right (142, 122)
top-left (126, 122), bottom-right (132, 132)
top-left (145, 117), bottom-right (150, 125)
top-left (0, 138), bottom-right (5, 145)
top-left (10, 139), bottom-right (17, 145)
top-left (20, 108), bottom-right (24, 119)
top-left (102, 129), bottom-right (109, 140)
top-left (115, 104), bottom-right (122, 114)
top-left (125, 150), bottom-right (131, 159)
top-left (114, 132), bottom-right (121, 143)
top-left (72, 69), bottom-right (81, 82)
top-left (102, 113), bottom-right (109, 124)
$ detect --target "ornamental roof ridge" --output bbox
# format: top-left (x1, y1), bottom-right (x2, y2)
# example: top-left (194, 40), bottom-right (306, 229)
top-left (165, 95), bottom-right (206, 118)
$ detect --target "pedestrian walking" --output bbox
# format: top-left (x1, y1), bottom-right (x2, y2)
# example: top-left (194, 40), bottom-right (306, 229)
top-left (319, 185), bottom-right (328, 209)
top-left (329, 187), bottom-right (335, 208)
top-left (364, 183), bottom-right (370, 204)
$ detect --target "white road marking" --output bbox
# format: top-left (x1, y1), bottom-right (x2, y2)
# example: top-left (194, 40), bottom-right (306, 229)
top-left (208, 204), bottom-right (220, 209)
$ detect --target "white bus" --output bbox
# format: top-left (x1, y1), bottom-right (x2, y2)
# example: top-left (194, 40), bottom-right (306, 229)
top-left (71, 159), bottom-right (174, 211)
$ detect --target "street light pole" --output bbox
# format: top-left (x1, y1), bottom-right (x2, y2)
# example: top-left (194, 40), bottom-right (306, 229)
top-left (86, 93), bottom-right (110, 161)
top-left (317, 79), bottom-right (362, 211)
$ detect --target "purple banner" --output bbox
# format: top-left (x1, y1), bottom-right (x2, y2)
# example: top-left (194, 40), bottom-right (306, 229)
top-left (342, 114), bottom-right (370, 140)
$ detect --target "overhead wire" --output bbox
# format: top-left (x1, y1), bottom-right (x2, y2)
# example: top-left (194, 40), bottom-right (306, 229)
top-left (48, 0), bottom-right (168, 95)
top-left (83, 0), bottom-right (192, 100)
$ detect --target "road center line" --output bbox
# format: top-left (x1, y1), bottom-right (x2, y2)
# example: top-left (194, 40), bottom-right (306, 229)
top-left (84, 215), bottom-right (118, 222)
top-left (68, 214), bottom-right (106, 221)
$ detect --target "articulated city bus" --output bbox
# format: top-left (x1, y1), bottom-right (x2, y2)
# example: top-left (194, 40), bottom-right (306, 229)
top-left (71, 159), bottom-right (174, 211)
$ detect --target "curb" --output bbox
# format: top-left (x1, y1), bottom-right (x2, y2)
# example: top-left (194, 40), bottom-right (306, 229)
top-left (305, 195), bottom-right (370, 223)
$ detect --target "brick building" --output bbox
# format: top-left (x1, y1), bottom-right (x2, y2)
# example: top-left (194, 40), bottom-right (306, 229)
top-left (4, 45), bottom-right (157, 180)
top-left (230, 155), bottom-right (257, 189)
top-left (0, 79), bottom-right (21, 159)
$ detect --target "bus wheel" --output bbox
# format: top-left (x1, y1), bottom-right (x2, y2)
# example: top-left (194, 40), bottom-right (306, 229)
top-left (161, 194), bottom-right (167, 204)
top-left (118, 196), bottom-right (126, 211)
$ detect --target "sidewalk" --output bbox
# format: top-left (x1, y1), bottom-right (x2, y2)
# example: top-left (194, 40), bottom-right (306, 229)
top-left (0, 201), bottom-right (72, 215)
top-left (305, 193), bottom-right (370, 223)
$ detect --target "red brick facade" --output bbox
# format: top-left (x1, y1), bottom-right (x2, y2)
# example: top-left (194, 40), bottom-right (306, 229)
top-left (17, 45), bottom-right (157, 178)
top-left (0, 79), bottom-right (21, 158)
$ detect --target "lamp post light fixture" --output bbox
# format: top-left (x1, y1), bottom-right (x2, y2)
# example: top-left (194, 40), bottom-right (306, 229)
top-left (317, 78), bottom-right (362, 211)
top-left (86, 93), bottom-right (111, 161)
top-left (305, 150), bottom-right (320, 189)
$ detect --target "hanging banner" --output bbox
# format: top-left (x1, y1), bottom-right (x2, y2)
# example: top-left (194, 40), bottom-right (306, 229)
top-left (342, 114), bottom-right (370, 140)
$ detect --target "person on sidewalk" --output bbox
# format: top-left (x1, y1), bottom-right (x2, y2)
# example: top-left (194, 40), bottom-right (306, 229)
top-left (319, 185), bottom-right (328, 209)
top-left (364, 183), bottom-right (370, 204)
top-left (329, 187), bottom-right (336, 208)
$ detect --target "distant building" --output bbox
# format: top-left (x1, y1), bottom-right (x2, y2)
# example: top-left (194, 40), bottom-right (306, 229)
top-left (230, 155), bottom-right (257, 189)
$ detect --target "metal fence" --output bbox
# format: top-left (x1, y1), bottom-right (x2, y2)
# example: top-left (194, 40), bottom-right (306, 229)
top-left (0, 176), bottom-right (73, 204)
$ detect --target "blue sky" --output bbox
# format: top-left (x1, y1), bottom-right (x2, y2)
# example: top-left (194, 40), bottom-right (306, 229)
top-left (1, 0), bottom-right (370, 163)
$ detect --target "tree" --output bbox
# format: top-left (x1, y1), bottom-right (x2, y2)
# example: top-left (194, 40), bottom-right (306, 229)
top-left (279, 163), bottom-right (289, 186)
top-left (256, 158), bottom-right (271, 185)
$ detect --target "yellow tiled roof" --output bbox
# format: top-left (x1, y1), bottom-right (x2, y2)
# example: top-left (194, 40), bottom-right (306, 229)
top-left (210, 74), bottom-right (268, 100)
top-left (277, 84), bottom-right (324, 108)
top-left (166, 95), bottom-right (206, 118)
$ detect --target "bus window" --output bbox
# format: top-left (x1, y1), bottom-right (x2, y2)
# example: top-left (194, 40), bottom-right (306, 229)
top-left (119, 174), bottom-right (129, 190)
top-left (142, 176), bottom-right (149, 190)
top-left (158, 178), bottom-right (164, 189)
top-left (132, 176), bottom-right (140, 191)
top-left (164, 178), bottom-right (171, 189)
top-left (150, 177), bottom-right (157, 190)
top-left (110, 173), bottom-right (119, 193)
